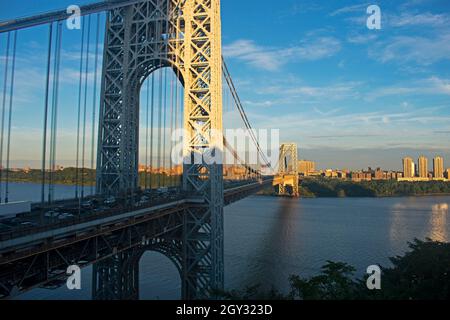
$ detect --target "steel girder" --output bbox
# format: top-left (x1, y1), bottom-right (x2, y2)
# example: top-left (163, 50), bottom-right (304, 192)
top-left (0, 205), bottom-right (185, 299)
top-left (0, 181), bottom-right (264, 300)
top-left (96, 0), bottom-right (224, 299)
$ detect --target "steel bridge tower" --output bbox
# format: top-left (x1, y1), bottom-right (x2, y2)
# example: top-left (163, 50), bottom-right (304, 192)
top-left (95, 0), bottom-right (224, 299)
top-left (276, 143), bottom-right (299, 197)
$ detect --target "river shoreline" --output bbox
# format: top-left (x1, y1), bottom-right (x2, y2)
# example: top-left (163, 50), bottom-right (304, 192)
top-left (256, 192), bottom-right (450, 199)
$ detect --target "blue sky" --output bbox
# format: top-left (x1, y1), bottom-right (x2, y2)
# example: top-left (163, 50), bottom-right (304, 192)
top-left (0, 0), bottom-right (450, 170)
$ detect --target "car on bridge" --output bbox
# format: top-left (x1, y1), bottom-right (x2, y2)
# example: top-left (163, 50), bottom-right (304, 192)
top-left (104, 196), bottom-right (116, 206)
top-left (58, 213), bottom-right (75, 220)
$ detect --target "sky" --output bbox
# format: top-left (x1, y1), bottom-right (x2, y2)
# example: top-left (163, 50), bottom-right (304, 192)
top-left (0, 0), bottom-right (449, 171)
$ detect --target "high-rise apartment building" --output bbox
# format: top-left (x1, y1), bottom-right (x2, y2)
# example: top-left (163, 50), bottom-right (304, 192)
top-left (298, 160), bottom-right (316, 176)
top-left (403, 157), bottom-right (414, 178)
top-left (418, 156), bottom-right (428, 178)
top-left (433, 156), bottom-right (444, 179)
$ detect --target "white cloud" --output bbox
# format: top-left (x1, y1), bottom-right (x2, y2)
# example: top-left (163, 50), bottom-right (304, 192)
top-left (370, 34), bottom-right (450, 65)
top-left (223, 37), bottom-right (341, 71)
top-left (262, 81), bottom-right (362, 101)
top-left (366, 77), bottom-right (450, 100)
top-left (223, 40), bottom-right (283, 71)
top-left (347, 33), bottom-right (378, 44)
top-left (427, 77), bottom-right (450, 94)
top-left (388, 12), bottom-right (450, 27)
top-left (242, 100), bottom-right (281, 108)
top-left (329, 4), bottom-right (369, 17)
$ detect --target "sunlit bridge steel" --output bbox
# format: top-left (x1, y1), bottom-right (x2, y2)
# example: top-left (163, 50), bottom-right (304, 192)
top-left (0, 0), bottom-right (275, 300)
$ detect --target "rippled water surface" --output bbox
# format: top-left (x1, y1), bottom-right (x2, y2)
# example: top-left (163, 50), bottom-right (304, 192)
top-left (15, 193), bottom-right (449, 300)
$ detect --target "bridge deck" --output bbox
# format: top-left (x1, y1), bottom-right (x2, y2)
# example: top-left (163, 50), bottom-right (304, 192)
top-left (0, 179), bottom-right (272, 254)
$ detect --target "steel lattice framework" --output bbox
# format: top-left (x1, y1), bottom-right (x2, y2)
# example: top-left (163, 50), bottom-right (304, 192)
top-left (96, 0), bottom-right (224, 299)
top-left (277, 143), bottom-right (299, 197)
top-left (0, 0), bottom-right (278, 301)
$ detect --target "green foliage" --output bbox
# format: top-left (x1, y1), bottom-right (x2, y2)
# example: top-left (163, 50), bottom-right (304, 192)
top-left (5, 168), bottom-right (95, 185)
top-left (214, 285), bottom-right (285, 300)
top-left (4, 168), bottom-right (182, 188)
top-left (218, 239), bottom-right (450, 300)
top-left (376, 239), bottom-right (450, 300)
top-left (301, 178), bottom-right (450, 198)
top-left (289, 261), bottom-right (358, 300)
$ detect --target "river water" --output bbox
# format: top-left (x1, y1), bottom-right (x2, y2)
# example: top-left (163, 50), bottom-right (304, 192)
top-left (6, 182), bottom-right (449, 300)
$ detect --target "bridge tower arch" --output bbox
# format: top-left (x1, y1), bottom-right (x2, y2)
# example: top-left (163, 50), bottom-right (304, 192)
top-left (274, 143), bottom-right (299, 197)
top-left (95, 0), bottom-right (224, 299)
top-left (92, 239), bottom-right (182, 300)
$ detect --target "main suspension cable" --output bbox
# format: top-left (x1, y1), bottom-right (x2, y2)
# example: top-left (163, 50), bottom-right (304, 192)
top-left (222, 59), bottom-right (271, 169)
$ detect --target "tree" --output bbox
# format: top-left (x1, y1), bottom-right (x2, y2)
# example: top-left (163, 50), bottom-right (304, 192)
top-left (289, 261), bottom-right (358, 300)
top-left (217, 239), bottom-right (450, 300)
top-left (377, 239), bottom-right (450, 300)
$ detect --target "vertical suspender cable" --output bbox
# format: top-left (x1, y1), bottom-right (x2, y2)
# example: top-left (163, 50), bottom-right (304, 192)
top-left (0, 32), bottom-right (11, 203)
top-left (169, 70), bottom-right (174, 187)
top-left (5, 31), bottom-right (17, 203)
top-left (149, 73), bottom-right (155, 189)
top-left (81, 15), bottom-right (92, 199)
top-left (75, 17), bottom-right (86, 199)
top-left (90, 13), bottom-right (100, 196)
top-left (178, 70), bottom-right (183, 186)
top-left (174, 68), bottom-right (179, 187)
top-left (145, 77), bottom-right (150, 189)
top-left (41, 24), bottom-right (53, 204)
top-left (157, 68), bottom-right (162, 187)
top-left (162, 68), bottom-right (167, 187)
top-left (48, 22), bottom-right (62, 204)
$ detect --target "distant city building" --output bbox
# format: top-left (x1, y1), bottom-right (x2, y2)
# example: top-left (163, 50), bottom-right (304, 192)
top-left (350, 171), bottom-right (372, 182)
top-left (418, 156), bottom-right (428, 178)
top-left (338, 170), bottom-right (349, 179)
top-left (403, 157), bottom-right (414, 178)
top-left (445, 168), bottom-right (450, 180)
top-left (298, 160), bottom-right (315, 176)
top-left (373, 167), bottom-right (388, 180)
top-left (433, 156), bottom-right (444, 179)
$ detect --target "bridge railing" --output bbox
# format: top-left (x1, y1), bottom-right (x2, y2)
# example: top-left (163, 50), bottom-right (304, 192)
top-left (0, 194), bottom-right (188, 243)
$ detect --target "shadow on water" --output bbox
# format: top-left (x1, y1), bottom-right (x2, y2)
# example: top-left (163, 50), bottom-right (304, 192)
top-left (139, 251), bottom-right (181, 300)
top-left (242, 197), bottom-right (299, 292)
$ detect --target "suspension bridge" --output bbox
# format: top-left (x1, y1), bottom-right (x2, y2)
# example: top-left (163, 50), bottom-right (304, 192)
top-left (0, 0), bottom-right (295, 300)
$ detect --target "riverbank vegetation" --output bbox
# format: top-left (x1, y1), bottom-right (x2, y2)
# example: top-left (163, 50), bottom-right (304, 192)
top-left (259, 177), bottom-right (450, 198)
top-left (218, 239), bottom-right (450, 300)
top-left (3, 168), bottom-right (181, 188)
top-left (6, 169), bottom-right (450, 197)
